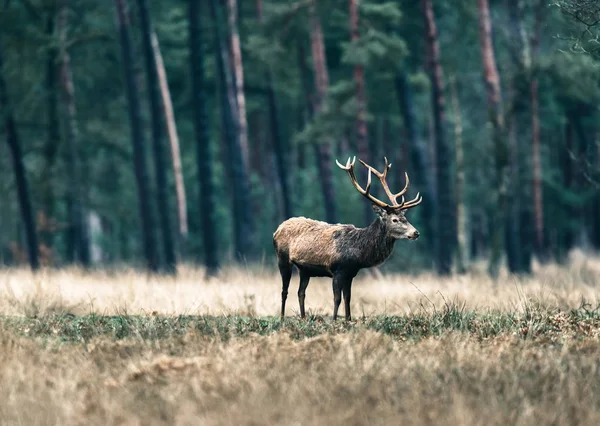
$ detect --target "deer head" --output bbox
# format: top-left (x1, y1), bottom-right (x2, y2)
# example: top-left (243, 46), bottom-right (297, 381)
top-left (336, 156), bottom-right (422, 240)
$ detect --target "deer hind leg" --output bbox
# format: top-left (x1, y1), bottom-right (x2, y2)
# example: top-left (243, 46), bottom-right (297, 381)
top-left (279, 260), bottom-right (293, 319)
top-left (343, 280), bottom-right (353, 321)
top-left (297, 269), bottom-right (311, 319)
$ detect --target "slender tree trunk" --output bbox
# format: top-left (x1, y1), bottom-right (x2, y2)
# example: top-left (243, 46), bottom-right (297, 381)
top-left (531, 0), bottom-right (545, 259)
top-left (137, 0), bottom-right (176, 274)
top-left (309, 0), bottom-right (338, 224)
top-left (563, 117), bottom-right (575, 252)
top-left (394, 71), bottom-right (436, 253)
top-left (151, 31), bottom-right (188, 247)
top-left (226, 0), bottom-right (250, 171)
top-left (59, 4), bottom-right (91, 267)
top-left (257, 0), bottom-right (293, 220)
top-left (477, 0), bottom-right (509, 277)
top-left (505, 102), bottom-right (523, 272)
top-left (114, 0), bottom-right (159, 272)
top-left (0, 42), bottom-right (40, 271)
top-left (503, 1), bottom-right (523, 273)
top-left (189, 0), bottom-right (219, 274)
top-left (450, 76), bottom-right (468, 274)
top-left (508, 0), bottom-right (532, 273)
top-left (349, 0), bottom-right (371, 226)
top-left (421, 0), bottom-right (454, 275)
top-left (297, 41), bottom-right (314, 215)
top-left (40, 10), bottom-right (60, 252)
top-left (209, 0), bottom-right (254, 260)
top-left (571, 112), bottom-right (594, 246)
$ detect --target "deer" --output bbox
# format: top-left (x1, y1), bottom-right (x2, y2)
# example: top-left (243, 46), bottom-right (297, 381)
top-left (273, 156), bottom-right (422, 321)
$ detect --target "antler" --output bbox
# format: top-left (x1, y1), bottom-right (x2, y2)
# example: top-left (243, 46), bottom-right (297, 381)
top-left (335, 156), bottom-right (422, 210)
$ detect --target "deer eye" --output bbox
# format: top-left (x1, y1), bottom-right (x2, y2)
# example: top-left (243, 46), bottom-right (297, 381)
top-left (391, 218), bottom-right (399, 223)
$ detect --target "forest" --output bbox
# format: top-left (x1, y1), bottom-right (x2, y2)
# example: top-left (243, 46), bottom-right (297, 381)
top-left (1, 0), bottom-right (599, 276)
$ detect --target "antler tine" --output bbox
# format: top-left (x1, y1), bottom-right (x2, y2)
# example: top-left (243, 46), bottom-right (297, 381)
top-left (335, 156), bottom-right (355, 170)
top-left (383, 156), bottom-right (391, 180)
top-left (337, 156), bottom-right (423, 211)
top-left (393, 172), bottom-right (410, 200)
top-left (336, 156), bottom-right (389, 208)
top-left (401, 192), bottom-right (423, 210)
top-left (358, 157), bottom-right (401, 207)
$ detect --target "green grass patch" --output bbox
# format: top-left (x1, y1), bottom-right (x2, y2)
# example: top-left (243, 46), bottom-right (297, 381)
top-left (1, 302), bottom-right (599, 344)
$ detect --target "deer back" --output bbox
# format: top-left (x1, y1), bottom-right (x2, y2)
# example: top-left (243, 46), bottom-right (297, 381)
top-left (273, 217), bottom-right (350, 269)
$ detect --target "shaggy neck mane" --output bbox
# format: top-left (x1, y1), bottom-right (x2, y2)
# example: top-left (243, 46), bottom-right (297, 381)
top-left (342, 218), bottom-right (396, 268)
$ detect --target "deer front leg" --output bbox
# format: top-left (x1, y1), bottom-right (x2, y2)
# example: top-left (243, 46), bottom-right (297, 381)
top-left (332, 273), bottom-right (347, 321)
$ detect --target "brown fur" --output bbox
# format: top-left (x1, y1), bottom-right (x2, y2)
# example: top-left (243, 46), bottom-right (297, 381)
top-left (273, 217), bottom-right (349, 272)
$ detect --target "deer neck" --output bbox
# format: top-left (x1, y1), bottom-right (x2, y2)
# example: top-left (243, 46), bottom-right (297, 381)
top-left (358, 218), bottom-right (396, 268)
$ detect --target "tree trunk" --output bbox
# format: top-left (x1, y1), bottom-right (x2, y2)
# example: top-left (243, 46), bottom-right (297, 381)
top-left (59, 4), bottom-right (91, 267)
top-left (189, 0), bottom-right (220, 274)
top-left (420, 0), bottom-right (454, 275)
top-left (309, 0), bottom-right (338, 224)
top-left (505, 102), bottom-right (523, 273)
top-left (508, 0), bottom-right (532, 273)
top-left (257, 0), bottom-right (293, 220)
top-left (394, 71), bottom-right (436, 253)
top-left (209, 0), bottom-right (255, 260)
top-left (531, 0), bottom-right (545, 259)
top-left (137, 0), bottom-right (176, 274)
top-left (151, 30), bottom-right (188, 249)
top-left (114, 0), bottom-right (160, 272)
top-left (226, 0), bottom-right (250, 171)
top-left (349, 0), bottom-right (371, 226)
top-left (40, 11), bottom-right (60, 253)
top-left (477, 0), bottom-right (509, 277)
top-left (563, 117), bottom-right (575, 252)
top-left (0, 42), bottom-right (40, 271)
top-left (450, 76), bottom-right (468, 274)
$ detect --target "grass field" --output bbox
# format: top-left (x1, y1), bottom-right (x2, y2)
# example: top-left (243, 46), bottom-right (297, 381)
top-left (1, 251), bottom-right (600, 425)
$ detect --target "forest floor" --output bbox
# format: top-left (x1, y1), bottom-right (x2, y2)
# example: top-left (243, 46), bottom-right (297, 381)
top-left (1, 252), bottom-right (600, 425)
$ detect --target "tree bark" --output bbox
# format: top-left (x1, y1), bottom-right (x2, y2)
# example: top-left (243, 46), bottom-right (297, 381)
top-left (209, 0), bottom-right (255, 260)
top-left (0, 41), bottom-right (40, 271)
top-left (450, 76), bottom-right (468, 274)
top-left (189, 0), bottom-right (219, 274)
top-left (531, 0), bottom-right (545, 259)
top-left (59, 4), bottom-right (92, 267)
top-left (226, 0), bottom-right (250, 171)
top-left (309, 0), bottom-right (338, 224)
top-left (420, 0), bottom-right (454, 275)
top-left (349, 0), bottom-right (371, 226)
top-left (477, 0), bottom-right (509, 277)
top-left (394, 71), bottom-right (436, 252)
top-left (507, 0), bottom-right (532, 273)
top-left (505, 103), bottom-right (523, 272)
top-left (38, 10), bottom-right (61, 254)
top-left (151, 31), bottom-right (188, 247)
top-left (256, 0), bottom-right (292, 220)
top-left (114, 0), bottom-right (160, 272)
top-left (137, 0), bottom-right (177, 274)
top-left (562, 117), bottom-right (575, 252)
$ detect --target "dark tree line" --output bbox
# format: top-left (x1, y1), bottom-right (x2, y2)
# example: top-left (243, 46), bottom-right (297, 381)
top-left (1, 0), bottom-right (599, 276)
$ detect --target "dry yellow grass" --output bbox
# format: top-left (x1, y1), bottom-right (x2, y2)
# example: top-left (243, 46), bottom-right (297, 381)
top-left (0, 250), bottom-right (599, 425)
top-left (1, 249), bottom-right (599, 318)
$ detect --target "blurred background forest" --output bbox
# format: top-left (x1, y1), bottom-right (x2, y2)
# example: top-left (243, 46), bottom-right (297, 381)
top-left (0, 0), bottom-right (599, 276)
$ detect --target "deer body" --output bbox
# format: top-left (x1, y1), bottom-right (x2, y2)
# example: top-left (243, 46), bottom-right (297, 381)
top-left (274, 157), bottom-right (422, 321)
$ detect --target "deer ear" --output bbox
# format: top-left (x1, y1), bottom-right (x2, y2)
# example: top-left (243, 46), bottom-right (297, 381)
top-left (372, 204), bottom-right (387, 217)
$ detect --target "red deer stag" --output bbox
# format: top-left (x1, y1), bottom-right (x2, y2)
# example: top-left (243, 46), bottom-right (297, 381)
top-left (273, 157), bottom-right (422, 321)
